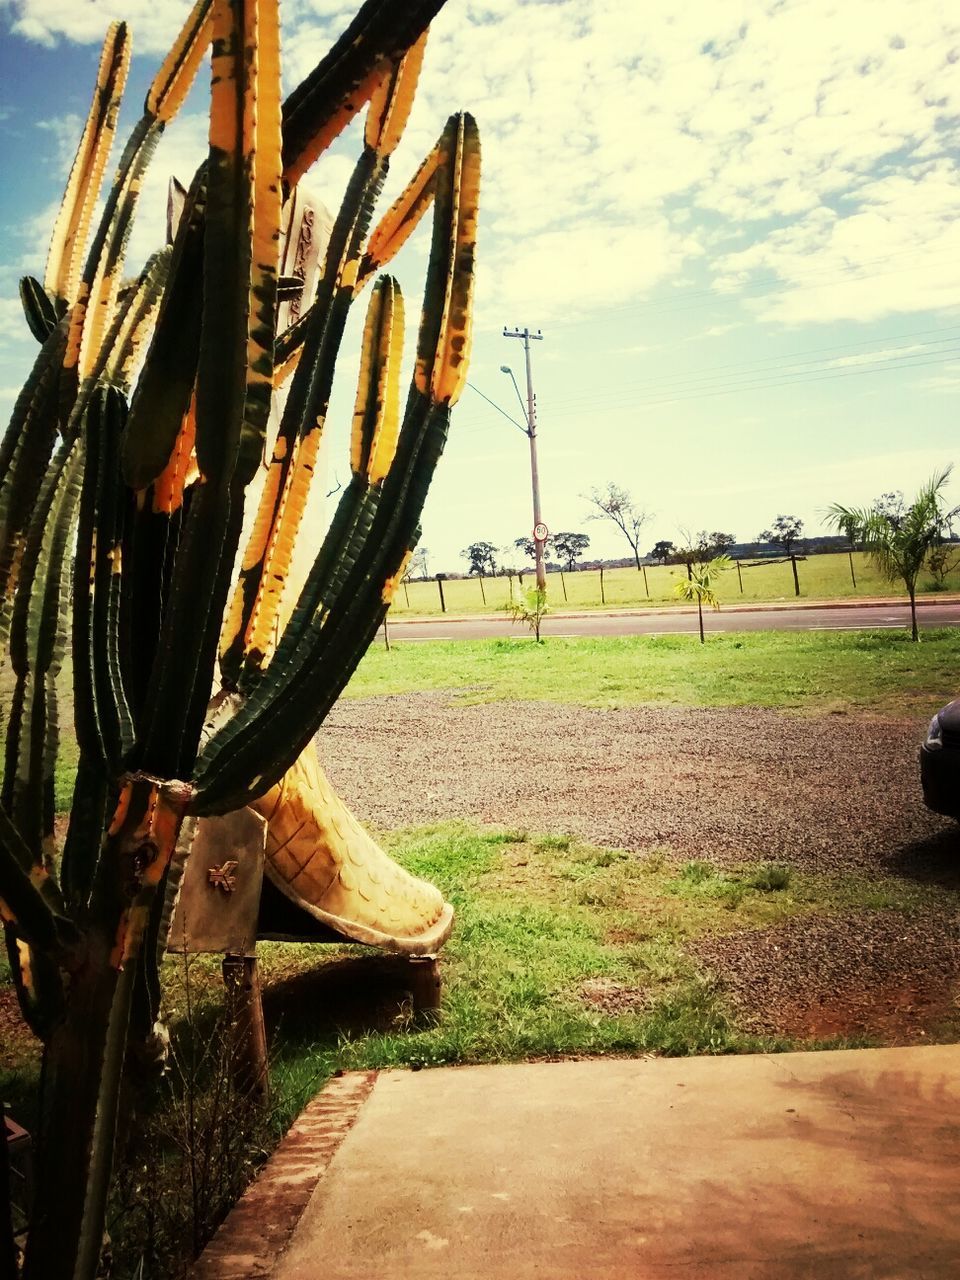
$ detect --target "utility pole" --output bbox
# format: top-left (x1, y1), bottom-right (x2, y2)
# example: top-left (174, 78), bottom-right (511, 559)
top-left (503, 326), bottom-right (546, 591)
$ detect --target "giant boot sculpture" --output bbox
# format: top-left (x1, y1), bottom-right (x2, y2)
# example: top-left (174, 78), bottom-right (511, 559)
top-left (251, 746), bottom-right (453, 952)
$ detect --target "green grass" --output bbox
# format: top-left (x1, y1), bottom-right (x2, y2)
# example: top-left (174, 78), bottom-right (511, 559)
top-left (348, 627), bottom-right (960, 717)
top-left (391, 550), bottom-right (960, 616)
top-left (4, 821), bottom-right (951, 1097)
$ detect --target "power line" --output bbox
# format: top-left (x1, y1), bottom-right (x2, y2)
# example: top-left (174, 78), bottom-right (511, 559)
top-left (465, 380), bottom-right (526, 432)
top-left (544, 243), bottom-right (960, 329)
top-left (551, 349), bottom-right (960, 414)
top-left (452, 346), bottom-right (959, 433)
top-left (549, 331), bottom-right (960, 411)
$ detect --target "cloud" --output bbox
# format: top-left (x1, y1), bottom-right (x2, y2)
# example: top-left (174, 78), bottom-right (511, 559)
top-left (5, 0), bottom-right (960, 332)
top-left (3, 0), bottom-right (198, 54)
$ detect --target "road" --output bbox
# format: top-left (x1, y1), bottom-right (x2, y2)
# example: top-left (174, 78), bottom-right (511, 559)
top-left (387, 600), bottom-right (960, 641)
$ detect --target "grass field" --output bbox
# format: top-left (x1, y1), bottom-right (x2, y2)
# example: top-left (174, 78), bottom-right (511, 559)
top-left (348, 627), bottom-right (960, 717)
top-left (390, 550), bottom-right (960, 616)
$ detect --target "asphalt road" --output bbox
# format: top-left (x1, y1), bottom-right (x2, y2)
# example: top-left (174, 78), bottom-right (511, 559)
top-left (387, 600), bottom-right (960, 641)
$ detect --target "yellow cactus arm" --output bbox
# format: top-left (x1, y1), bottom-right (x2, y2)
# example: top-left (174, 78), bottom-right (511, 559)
top-left (240, 422), bottom-right (321, 665)
top-left (151, 395), bottom-right (198, 516)
top-left (424, 114), bottom-right (480, 406)
top-left (224, 46), bottom-right (419, 679)
top-left (356, 141), bottom-right (440, 292)
top-left (145, 0), bottom-right (214, 123)
top-left (284, 62), bottom-right (383, 190)
top-left (65, 0), bottom-right (214, 390)
top-left (351, 275), bottom-right (404, 483)
top-left (281, 0), bottom-right (444, 187)
top-left (43, 23), bottom-right (131, 307)
top-left (236, 0), bottom-right (283, 487)
top-left (364, 31), bottom-right (427, 157)
top-left (101, 250), bottom-right (171, 389)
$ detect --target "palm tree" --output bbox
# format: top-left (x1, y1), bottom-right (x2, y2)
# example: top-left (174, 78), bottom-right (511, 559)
top-left (833, 510), bottom-right (861, 588)
top-left (673, 555), bottom-right (732, 644)
top-left (826, 467), bottom-right (958, 641)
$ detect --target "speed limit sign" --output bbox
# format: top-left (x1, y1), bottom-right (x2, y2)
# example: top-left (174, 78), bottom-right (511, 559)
top-left (533, 522), bottom-right (549, 542)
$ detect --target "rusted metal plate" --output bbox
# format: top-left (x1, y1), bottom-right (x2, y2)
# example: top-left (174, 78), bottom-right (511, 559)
top-left (167, 808), bottom-right (267, 957)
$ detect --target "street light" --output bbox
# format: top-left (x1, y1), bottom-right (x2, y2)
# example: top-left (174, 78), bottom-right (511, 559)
top-left (500, 365), bottom-right (528, 427)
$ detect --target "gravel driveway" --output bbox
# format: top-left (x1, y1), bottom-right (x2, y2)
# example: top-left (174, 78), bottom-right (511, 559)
top-left (321, 692), bottom-right (960, 1044)
top-left (320, 692), bottom-right (956, 877)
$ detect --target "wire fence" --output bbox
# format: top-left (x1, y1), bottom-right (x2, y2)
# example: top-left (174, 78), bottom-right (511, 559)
top-left (388, 550), bottom-right (960, 616)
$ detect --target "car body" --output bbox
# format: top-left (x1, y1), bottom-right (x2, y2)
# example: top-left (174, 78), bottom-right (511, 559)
top-left (920, 697), bottom-right (960, 819)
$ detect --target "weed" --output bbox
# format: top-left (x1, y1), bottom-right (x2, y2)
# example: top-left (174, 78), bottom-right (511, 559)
top-left (536, 834), bottom-right (572, 852)
top-left (679, 860), bottom-right (716, 885)
top-left (747, 863), bottom-right (792, 892)
top-left (591, 848), bottom-right (627, 867)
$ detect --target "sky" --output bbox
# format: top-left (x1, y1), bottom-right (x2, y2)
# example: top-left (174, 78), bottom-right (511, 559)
top-left (1, 0), bottom-right (959, 573)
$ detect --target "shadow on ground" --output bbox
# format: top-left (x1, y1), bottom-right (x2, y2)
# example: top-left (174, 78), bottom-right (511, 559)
top-left (884, 826), bottom-right (960, 887)
top-left (262, 954), bottom-right (421, 1043)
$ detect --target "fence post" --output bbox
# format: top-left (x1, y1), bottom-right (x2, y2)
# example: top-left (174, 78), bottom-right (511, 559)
top-left (642, 564), bottom-right (649, 598)
top-left (599, 564), bottom-right (605, 605)
top-left (736, 559), bottom-right (743, 593)
top-left (478, 572), bottom-right (486, 605)
top-left (848, 550), bottom-right (857, 589)
top-left (790, 554), bottom-right (800, 597)
top-left (559, 569), bottom-right (567, 601)
top-left (403, 580), bottom-right (410, 607)
top-left (436, 573), bottom-right (447, 612)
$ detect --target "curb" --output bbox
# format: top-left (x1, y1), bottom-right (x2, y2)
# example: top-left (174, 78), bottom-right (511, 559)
top-left (190, 1070), bottom-right (377, 1279)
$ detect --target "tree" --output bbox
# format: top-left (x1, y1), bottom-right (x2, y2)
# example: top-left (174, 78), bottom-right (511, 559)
top-left (673, 556), bottom-right (732, 644)
top-left (514, 534), bottom-right (552, 562)
top-left (506, 585), bottom-right (549, 643)
top-left (759, 515), bottom-right (804, 555)
top-left (833, 511), bottom-right (861, 588)
top-left (874, 491), bottom-right (906, 529)
top-left (676, 530), bottom-right (712, 567)
top-left (551, 531), bottom-right (590, 571)
top-left (410, 545), bottom-right (430, 579)
top-left (927, 541), bottom-right (960, 590)
top-left (827, 468), bottom-right (958, 641)
top-left (462, 540), bottom-right (498, 576)
top-left (651, 539), bottom-right (675, 564)
top-left (584, 482), bottom-right (649, 570)
top-left (707, 531), bottom-right (736, 556)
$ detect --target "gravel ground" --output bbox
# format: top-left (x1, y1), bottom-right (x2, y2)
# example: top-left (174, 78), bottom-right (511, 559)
top-left (320, 692), bottom-right (957, 876)
top-left (322, 692), bottom-right (960, 1045)
top-left (692, 910), bottom-right (960, 1042)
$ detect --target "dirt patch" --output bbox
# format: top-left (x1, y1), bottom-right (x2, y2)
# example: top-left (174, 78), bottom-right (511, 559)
top-left (321, 693), bottom-right (957, 876)
top-left (691, 910), bottom-right (960, 1042)
top-left (0, 984), bottom-right (40, 1071)
top-left (577, 978), bottom-right (650, 1016)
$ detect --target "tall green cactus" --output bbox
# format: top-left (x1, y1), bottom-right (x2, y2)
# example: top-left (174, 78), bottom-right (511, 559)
top-left (0, 1), bottom-right (479, 1275)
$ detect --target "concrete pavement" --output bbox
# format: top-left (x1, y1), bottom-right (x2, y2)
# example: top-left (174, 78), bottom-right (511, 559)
top-left (196, 1046), bottom-right (960, 1279)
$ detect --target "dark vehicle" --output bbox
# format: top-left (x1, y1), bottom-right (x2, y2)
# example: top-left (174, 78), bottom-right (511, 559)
top-left (920, 698), bottom-right (960, 819)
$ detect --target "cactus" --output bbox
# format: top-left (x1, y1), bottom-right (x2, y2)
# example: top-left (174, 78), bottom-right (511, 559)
top-left (0, 1), bottom-right (478, 1275)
